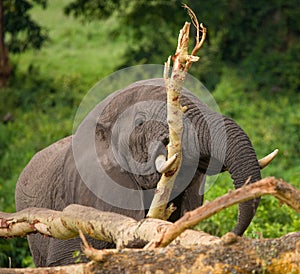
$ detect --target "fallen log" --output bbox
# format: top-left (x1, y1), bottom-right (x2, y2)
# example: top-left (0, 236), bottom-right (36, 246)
top-left (0, 232), bottom-right (299, 273)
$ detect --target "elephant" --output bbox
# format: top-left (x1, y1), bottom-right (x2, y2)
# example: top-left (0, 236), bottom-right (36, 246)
top-left (15, 78), bottom-right (276, 267)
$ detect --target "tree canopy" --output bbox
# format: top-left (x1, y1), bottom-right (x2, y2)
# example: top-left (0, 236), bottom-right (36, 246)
top-left (3, 0), bottom-right (47, 53)
top-left (64, 0), bottom-right (300, 91)
top-left (0, 0), bottom-right (48, 86)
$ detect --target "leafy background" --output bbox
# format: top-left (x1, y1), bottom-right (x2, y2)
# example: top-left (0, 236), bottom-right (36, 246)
top-left (0, 0), bottom-right (299, 267)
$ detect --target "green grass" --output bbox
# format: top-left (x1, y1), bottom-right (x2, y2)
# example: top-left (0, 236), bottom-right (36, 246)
top-left (13, 0), bottom-right (126, 89)
top-left (1, 0), bottom-right (128, 211)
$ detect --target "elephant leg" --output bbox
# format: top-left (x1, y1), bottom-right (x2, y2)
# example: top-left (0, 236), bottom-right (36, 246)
top-left (169, 170), bottom-right (206, 222)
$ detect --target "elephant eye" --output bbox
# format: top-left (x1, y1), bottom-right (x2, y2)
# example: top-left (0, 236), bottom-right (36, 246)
top-left (135, 117), bottom-right (145, 127)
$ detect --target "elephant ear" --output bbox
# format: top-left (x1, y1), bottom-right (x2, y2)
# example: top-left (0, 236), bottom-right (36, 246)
top-left (68, 108), bottom-right (146, 220)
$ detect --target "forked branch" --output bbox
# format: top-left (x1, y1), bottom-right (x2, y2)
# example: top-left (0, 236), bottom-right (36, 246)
top-left (146, 177), bottom-right (300, 248)
top-left (183, 4), bottom-right (207, 64)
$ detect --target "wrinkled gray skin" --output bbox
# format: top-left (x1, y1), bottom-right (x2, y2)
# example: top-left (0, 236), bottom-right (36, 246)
top-left (16, 78), bottom-right (261, 267)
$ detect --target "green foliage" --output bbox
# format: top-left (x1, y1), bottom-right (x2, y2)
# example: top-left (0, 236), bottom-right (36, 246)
top-left (3, 0), bottom-right (48, 53)
top-left (0, 238), bottom-right (34, 268)
top-left (65, 0), bottom-right (300, 91)
top-left (0, 70), bottom-right (79, 267)
top-left (72, 250), bottom-right (83, 263)
top-left (64, 0), bottom-right (187, 66)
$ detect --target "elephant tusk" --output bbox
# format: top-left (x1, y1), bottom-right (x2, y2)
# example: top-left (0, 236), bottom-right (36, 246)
top-left (258, 149), bottom-right (279, 169)
top-left (155, 153), bottom-right (178, 173)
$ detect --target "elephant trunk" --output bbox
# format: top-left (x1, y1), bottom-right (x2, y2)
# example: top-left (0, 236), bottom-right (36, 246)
top-left (222, 118), bottom-right (261, 236)
top-left (165, 98), bottom-right (262, 236)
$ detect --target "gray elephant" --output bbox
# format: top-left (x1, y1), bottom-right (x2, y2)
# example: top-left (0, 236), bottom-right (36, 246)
top-left (15, 78), bottom-right (275, 267)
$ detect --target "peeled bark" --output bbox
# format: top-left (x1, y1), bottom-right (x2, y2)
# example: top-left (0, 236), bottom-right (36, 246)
top-left (0, 204), bottom-right (218, 248)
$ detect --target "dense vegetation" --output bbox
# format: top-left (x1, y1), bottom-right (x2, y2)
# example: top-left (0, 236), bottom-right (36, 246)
top-left (0, 0), bottom-right (299, 267)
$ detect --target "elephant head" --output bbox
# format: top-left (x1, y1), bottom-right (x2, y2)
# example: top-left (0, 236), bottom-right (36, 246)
top-left (72, 78), bottom-right (273, 235)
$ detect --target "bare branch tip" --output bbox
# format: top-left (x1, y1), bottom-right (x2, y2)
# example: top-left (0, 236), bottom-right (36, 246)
top-left (181, 3), bottom-right (188, 9)
top-left (79, 229), bottom-right (90, 249)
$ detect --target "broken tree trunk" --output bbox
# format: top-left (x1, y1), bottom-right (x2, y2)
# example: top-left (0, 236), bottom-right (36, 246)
top-left (1, 177), bottom-right (300, 272)
top-left (147, 6), bottom-right (207, 220)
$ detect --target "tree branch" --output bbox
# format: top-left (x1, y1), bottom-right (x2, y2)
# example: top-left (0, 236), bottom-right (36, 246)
top-left (0, 204), bottom-right (218, 248)
top-left (146, 177), bottom-right (300, 248)
top-left (183, 4), bottom-right (207, 61)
